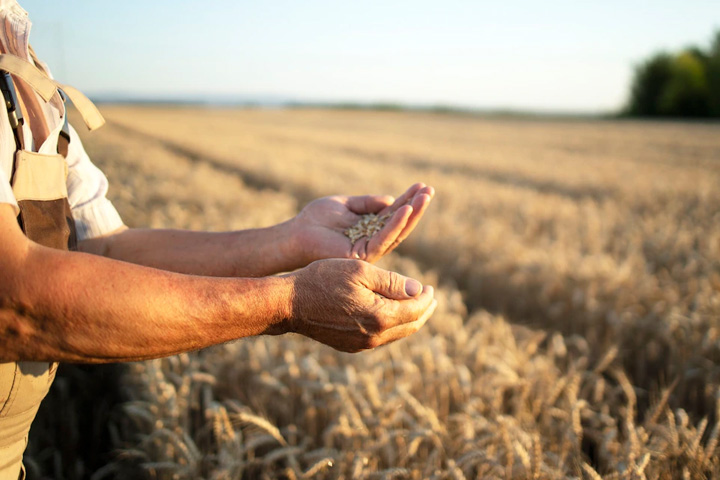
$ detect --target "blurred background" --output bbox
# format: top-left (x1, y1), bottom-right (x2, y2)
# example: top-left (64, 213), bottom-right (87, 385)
top-left (21, 0), bottom-right (720, 117)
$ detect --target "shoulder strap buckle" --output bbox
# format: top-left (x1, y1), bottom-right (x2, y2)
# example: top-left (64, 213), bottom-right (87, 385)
top-left (0, 70), bottom-right (24, 151)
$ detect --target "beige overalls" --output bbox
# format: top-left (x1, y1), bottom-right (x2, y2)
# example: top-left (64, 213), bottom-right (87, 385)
top-left (0, 53), bottom-right (104, 480)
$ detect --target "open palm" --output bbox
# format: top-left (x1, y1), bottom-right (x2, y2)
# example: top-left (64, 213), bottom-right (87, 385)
top-left (293, 183), bottom-right (434, 264)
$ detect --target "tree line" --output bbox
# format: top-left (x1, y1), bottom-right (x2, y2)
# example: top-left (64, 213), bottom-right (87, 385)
top-left (626, 30), bottom-right (720, 118)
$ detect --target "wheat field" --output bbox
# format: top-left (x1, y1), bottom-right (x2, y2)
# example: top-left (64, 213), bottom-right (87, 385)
top-left (26, 108), bottom-right (720, 479)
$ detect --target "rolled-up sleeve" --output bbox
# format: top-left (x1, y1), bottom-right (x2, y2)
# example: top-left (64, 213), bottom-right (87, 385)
top-left (65, 124), bottom-right (124, 240)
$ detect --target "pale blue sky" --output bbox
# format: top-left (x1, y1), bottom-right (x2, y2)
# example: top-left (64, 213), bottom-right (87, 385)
top-left (19, 1), bottom-right (720, 113)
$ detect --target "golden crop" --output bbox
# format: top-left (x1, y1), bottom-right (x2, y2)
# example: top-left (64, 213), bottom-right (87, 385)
top-left (26, 108), bottom-right (720, 479)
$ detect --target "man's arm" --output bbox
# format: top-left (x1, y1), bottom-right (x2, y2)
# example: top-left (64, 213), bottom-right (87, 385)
top-left (78, 221), bottom-right (303, 278)
top-left (0, 205), bottom-right (435, 363)
top-left (78, 184), bottom-right (434, 277)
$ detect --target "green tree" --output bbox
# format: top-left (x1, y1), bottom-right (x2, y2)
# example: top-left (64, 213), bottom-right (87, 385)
top-left (627, 53), bottom-right (673, 116)
top-left (660, 50), bottom-right (709, 117)
top-left (625, 30), bottom-right (719, 118)
top-left (707, 31), bottom-right (720, 116)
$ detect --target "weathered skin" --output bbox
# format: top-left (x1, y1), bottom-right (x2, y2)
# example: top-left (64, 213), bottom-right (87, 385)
top-left (0, 184), bottom-right (436, 363)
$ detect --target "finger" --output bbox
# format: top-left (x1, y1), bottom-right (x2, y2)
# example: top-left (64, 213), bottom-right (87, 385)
top-left (351, 236), bottom-right (368, 259)
top-left (392, 192), bottom-right (432, 246)
top-left (295, 320), bottom-right (373, 353)
top-left (378, 183), bottom-right (426, 216)
top-left (346, 195), bottom-right (395, 215)
top-left (418, 185), bottom-right (435, 199)
top-left (365, 264), bottom-right (428, 300)
top-left (379, 285), bottom-right (435, 328)
top-left (375, 298), bottom-right (437, 346)
top-left (365, 205), bottom-right (413, 261)
top-left (377, 187), bottom-right (434, 257)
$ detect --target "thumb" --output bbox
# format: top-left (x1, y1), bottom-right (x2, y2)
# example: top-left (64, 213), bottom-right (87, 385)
top-left (369, 267), bottom-right (423, 300)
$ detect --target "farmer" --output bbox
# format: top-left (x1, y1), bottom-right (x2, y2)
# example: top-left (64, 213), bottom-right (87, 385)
top-left (0, 1), bottom-right (436, 477)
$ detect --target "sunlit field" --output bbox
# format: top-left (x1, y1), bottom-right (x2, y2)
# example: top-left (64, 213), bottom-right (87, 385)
top-left (28, 108), bottom-right (720, 479)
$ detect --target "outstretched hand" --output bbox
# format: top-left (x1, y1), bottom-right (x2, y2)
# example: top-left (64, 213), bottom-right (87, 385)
top-left (278, 258), bottom-right (437, 352)
top-left (293, 183), bottom-right (434, 264)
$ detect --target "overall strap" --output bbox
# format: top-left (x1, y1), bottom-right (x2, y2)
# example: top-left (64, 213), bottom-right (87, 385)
top-left (28, 47), bottom-right (105, 132)
top-left (0, 54), bottom-right (56, 101)
top-left (0, 70), bottom-right (26, 184)
top-left (53, 83), bottom-right (105, 131)
top-left (0, 72), bottom-right (74, 160)
top-left (0, 70), bottom-right (24, 152)
top-left (0, 53), bottom-right (105, 133)
top-left (56, 89), bottom-right (71, 158)
top-left (0, 53), bottom-right (106, 161)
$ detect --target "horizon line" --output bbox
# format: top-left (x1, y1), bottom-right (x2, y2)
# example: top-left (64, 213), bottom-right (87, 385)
top-left (88, 92), bottom-right (617, 118)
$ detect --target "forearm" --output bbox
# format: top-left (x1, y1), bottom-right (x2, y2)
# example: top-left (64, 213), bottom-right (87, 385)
top-left (0, 241), bottom-right (293, 363)
top-left (78, 219), bottom-right (306, 277)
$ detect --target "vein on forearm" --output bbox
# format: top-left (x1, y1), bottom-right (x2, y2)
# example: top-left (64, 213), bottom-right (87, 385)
top-left (0, 244), bottom-right (291, 364)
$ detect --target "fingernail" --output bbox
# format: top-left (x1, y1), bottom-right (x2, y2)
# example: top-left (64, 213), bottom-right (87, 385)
top-left (405, 279), bottom-right (422, 296)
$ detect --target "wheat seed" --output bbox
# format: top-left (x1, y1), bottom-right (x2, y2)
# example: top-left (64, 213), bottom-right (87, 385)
top-left (344, 212), bottom-right (392, 244)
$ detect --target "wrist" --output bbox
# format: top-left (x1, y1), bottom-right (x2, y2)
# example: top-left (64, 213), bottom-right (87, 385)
top-left (252, 273), bottom-right (296, 335)
top-left (226, 219), bottom-right (304, 277)
top-left (283, 216), bottom-right (315, 268)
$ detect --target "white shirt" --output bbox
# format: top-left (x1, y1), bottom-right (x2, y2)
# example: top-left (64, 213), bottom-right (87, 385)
top-left (0, 0), bottom-right (124, 240)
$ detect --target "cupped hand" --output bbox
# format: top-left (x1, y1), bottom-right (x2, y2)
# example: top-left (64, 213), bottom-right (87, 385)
top-left (293, 183), bottom-right (434, 264)
top-left (283, 258), bottom-right (436, 352)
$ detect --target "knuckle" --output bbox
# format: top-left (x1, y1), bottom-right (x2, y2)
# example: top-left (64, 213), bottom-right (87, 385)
top-left (363, 334), bottom-right (382, 350)
top-left (370, 313), bottom-right (389, 332)
top-left (353, 334), bottom-right (373, 351)
top-left (386, 272), bottom-right (400, 293)
top-left (359, 312), bottom-right (381, 334)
